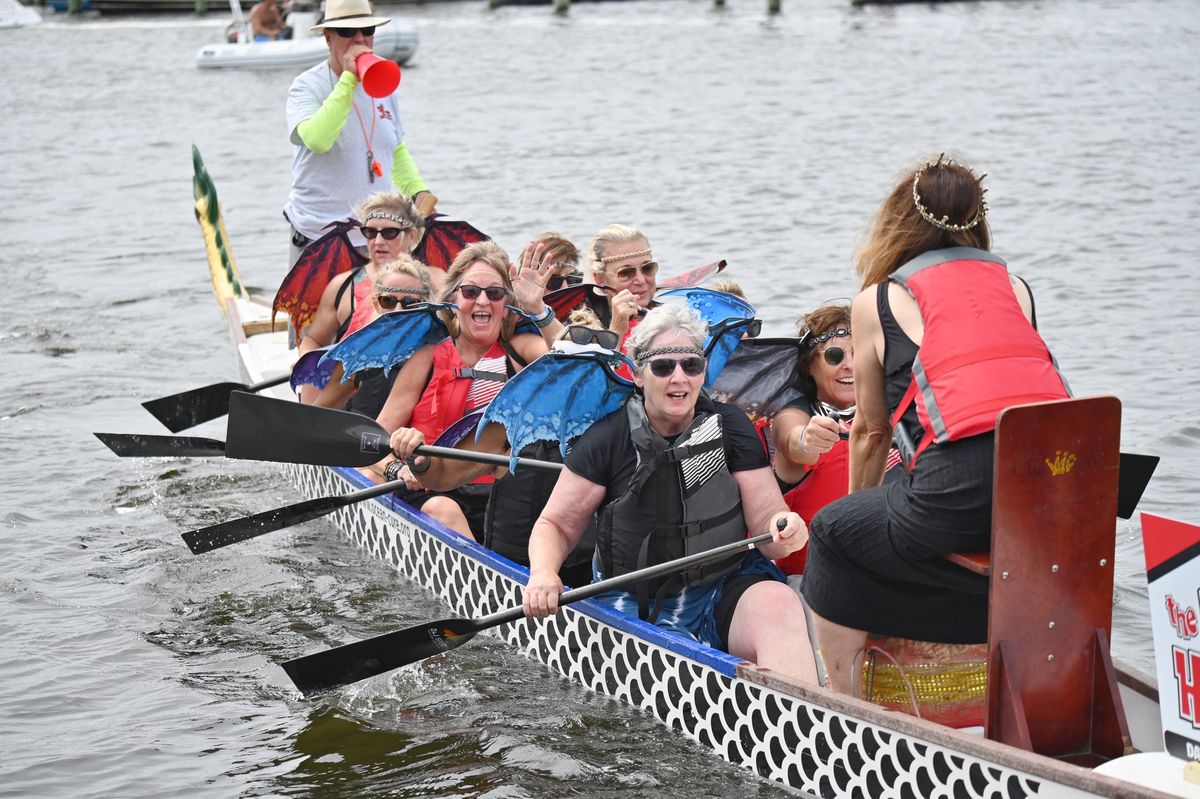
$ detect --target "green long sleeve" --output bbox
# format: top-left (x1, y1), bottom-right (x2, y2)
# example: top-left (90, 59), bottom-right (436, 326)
top-left (294, 72), bottom-right (359, 153)
top-left (391, 140), bottom-right (429, 196)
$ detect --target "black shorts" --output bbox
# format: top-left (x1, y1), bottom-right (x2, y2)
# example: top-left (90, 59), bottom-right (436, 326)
top-left (393, 483), bottom-right (491, 540)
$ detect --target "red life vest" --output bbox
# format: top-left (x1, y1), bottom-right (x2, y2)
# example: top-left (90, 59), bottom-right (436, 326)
top-left (777, 438), bottom-right (850, 575)
top-left (410, 338), bottom-right (508, 485)
top-left (889, 248), bottom-right (1070, 465)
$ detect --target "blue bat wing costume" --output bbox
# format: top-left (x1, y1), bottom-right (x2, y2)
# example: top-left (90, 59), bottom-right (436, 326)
top-left (319, 302), bottom-right (454, 381)
top-left (478, 350), bottom-right (636, 467)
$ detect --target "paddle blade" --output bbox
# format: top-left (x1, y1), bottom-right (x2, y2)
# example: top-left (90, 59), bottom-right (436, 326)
top-left (141, 381), bottom-right (248, 433)
top-left (94, 432), bottom-right (227, 458)
top-left (224, 391), bottom-right (390, 467)
top-left (282, 617), bottom-right (481, 696)
top-left (182, 494), bottom-right (349, 554)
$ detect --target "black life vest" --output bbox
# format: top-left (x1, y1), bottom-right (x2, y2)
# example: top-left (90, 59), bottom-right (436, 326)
top-left (484, 440), bottom-right (596, 570)
top-left (595, 395), bottom-right (748, 619)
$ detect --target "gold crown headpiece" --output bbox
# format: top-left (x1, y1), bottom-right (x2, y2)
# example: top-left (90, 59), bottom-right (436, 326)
top-left (912, 153), bottom-right (989, 233)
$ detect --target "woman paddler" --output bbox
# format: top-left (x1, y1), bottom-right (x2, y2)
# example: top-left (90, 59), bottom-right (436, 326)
top-left (370, 241), bottom-right (548, 540)
top-left (587, 224), bottom-right (659, 344)
top-left (521, 303), bottom-right (819, 684)
top-left (769, 303), bottom-right (902, 581)
top-left (801, 155), bottom-right (1070, 695)
top-left (296, 192), bottom-right (425, 404)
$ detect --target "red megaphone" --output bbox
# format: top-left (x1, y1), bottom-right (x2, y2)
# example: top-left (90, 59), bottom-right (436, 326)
top-left (356, 53), bottom-right (401, 98)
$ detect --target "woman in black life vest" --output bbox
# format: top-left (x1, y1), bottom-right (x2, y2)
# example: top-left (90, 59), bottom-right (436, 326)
top-left (802, 155), bottom-right (1069, 695)
top-left (522, 303), bottom-right (818, 685)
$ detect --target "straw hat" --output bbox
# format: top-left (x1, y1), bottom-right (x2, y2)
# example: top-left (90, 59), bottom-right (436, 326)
top-left (310, 0), bottom-right (391, 32)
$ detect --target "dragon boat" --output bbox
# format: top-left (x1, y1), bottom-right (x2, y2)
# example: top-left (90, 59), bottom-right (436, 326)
top-left (186, 146), bottom-right (1191, 798)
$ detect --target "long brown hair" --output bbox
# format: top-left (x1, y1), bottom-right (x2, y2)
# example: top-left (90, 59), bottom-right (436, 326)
top-left (856, 157), bottom-right (990, 288)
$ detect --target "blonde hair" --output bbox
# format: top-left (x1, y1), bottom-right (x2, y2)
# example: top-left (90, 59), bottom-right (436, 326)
top-left (355, 192), bottom-right (426, 240)
top-left (377, 254), bottom-right (433, 296)
top-left (710, 279), bottom-right (746, 299)
top-left (588, 224), bottom-right (650, 277)
top-left (438, 241), bottom-right (518, 340)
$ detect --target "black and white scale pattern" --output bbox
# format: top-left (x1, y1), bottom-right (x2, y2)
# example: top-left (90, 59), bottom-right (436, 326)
top-left (285, 463), bottom-right (1078, 799)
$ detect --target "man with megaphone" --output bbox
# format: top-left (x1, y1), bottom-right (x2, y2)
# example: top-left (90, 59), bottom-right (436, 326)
top-left (283, 0), bottom-right (435, 268)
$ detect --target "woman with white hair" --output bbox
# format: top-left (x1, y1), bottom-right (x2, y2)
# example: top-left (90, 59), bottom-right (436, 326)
top-left (521, 303), bottom-right (818, 684)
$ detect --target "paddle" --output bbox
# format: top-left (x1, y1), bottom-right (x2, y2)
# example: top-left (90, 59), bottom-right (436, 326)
top-left (141, 374), bottom-right (290, 433)
top-left (94, 432), bottom-right (227, 458)
top-left (282, 524), bottom-right (784, 696)
top-left (225, 391), bottom-right (413, 467)
top-left (182, 449), bottom-right (563, 555)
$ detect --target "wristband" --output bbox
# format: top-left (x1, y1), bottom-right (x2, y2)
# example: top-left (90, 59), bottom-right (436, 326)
top-left (532, 304), bottom-right (556, 329)
top-left (407, 454), bottom-right (431, 475)
top-left (384, 459), bottom-right (404, 482)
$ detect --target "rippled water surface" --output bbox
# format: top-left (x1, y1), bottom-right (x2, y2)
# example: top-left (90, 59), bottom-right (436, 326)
top-left (2, 0), bottom-right (1198, 795)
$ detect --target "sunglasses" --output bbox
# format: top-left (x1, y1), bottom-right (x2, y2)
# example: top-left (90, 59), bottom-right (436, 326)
top-left (608, 261), bottom-right (659, 282)
top-left (332, 26), bottom-right (375, 38)
top-left (564, 325), bottom-right (619, 350)
top-left (376, 294), bottom-right (424, 311)
top-left (645, 356), bottom-right (706, 378)
top-left (360, 225), bottom-right (411, 240)
top-left (457, 284), bottom-right (509, 302)
top-left (547, 271), bottom-right (584, 292)
top-left (820, 346), bottom-right (851, 366)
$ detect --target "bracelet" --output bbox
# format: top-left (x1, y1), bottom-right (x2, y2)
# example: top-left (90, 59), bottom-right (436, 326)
top-left (795, 425), bottom-right (808, 454)
top-left (384, 460), bottom-right (405, 482)
top-left (531, 304), bottom-right (556, 329)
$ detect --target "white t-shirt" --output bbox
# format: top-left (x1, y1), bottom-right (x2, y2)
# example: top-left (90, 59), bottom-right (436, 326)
top-left (283, 62), bottom-right (406, 243)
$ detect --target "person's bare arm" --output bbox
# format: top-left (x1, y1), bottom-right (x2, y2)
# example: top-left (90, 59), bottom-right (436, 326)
top-left (523, 469), bottom-right (605, 618)
top-left (848, 288), bottom-right (892, 492)
top-left (731, 467), bottom-right (807, 561)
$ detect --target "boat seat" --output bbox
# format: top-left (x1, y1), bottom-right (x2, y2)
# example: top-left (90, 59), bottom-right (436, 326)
top-left (947, 396), bottom-right (1132, 764)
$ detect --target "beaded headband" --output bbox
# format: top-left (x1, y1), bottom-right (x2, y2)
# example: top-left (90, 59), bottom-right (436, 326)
top-left (365, 211), bottom-right (412, 226)
top-left (911, 153), bottom-right (988, 233)
top-left (599, 248), bottom-right (653, 264)
top-left (375, 284), bottom-right (429, 296)
top-left (634, 345), bottom-right (705, 363)
top-left (801, 327), bottom-right (851, 351)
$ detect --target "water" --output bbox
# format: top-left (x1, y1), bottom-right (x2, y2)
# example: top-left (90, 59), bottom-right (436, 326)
top-left (1, 0), bottom-right (1198, 795)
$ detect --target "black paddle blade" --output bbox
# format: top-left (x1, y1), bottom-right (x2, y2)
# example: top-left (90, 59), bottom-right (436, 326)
top-left (282, 617), bottom-right (481, 696)
top-left (94, 432), bottom-right (227, 458)
top-left (182, 494), bottom-right (349, 555)
top-left (225, 391), bottom-right (391, 467)
top-left (141, 381), bottom-right (248, 433)
top-left (1118, 452), bottom-right (1159, 520)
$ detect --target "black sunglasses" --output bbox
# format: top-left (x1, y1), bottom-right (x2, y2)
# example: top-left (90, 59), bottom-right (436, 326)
top-left (821, 346), bottom-right (850, 366)
top-left (609, 261), bottom-right (659, 282)
top-left (332, 26), bottom-right (376, 38)
top-left (564, 325), bottom-right (619, 350)
top-left (646, 356), bottom-right (706, 378)
top-left (458, 284), bottom-right (509, 302)
top-left (376, 294), bottom-right (423, 311)
top-left (547, 272), bottom-right (584, 292)
top-left (360, 225), bottom-right (411, 240)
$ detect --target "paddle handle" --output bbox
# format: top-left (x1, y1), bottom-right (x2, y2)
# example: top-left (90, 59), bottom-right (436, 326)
top-left (412, 444), bottom-right (563, 473)
top-left (473, 530), bottom-right (777, 631)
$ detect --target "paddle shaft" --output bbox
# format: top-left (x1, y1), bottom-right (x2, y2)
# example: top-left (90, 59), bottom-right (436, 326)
top-left (281, 528), bottom-right (781, 695)
top-left (471, 530), bottom-right (776, 631)
top-left (181, 446), bottom-right (562, 554)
